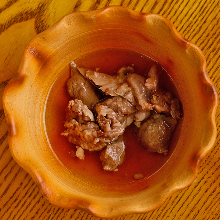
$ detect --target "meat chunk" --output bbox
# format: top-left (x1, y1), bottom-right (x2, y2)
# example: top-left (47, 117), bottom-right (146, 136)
top-left (100, 137), bottom-right (125, 171)
top-left (114, 83), bottom-right (136, 105)
top-left (95, 96), bottom-right (136, 129)
top-left (98, 96), bottom-right (136, 116)
top-left (87, 66), bottom-right (134, 91)
top-left (62, 119), bottom-right (110, 151)
top-left (94, 104), bottom-right (124, 139)
top-left (151, 89), bottom-right (173, 114)
top-left (139, 114), bottom-right (177, 154)
top-left (85, 70), bottom-right (124, 96)
top-left (145, 65), bottom-right (159, 92)
top-left (134, 110), bottom-right (151, 127)
top-left (62, 97), bottom-right (135, 152)
top-left (151, 89), bottom-right (181, 119)
top-left (62, 97), bottom-right (112, 151)
top-left (67, 63), bottom-right (101, 110)
top-left (85, 66), bottom-right (137, 104)
top-left (127, 73), bottom-right (154, 111)
top-left (66, 99), bottom-right (94, 123)
top-left (126, 65), bottom-right (160, 111)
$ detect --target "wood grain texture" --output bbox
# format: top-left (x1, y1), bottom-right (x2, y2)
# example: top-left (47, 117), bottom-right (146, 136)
top-left (0, 0), bottom-right (219, 219)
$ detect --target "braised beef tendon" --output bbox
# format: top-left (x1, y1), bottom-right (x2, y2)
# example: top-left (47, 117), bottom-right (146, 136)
top-left (62, 63), bottom-right (182, 171)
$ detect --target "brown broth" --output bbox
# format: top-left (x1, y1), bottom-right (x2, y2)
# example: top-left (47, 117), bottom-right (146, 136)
top-left (45, 49), bottom-right (182, 192)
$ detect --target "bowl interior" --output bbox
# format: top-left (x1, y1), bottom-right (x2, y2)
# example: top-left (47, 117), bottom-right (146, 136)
top-left (45, 48), bottom-right (183, 193)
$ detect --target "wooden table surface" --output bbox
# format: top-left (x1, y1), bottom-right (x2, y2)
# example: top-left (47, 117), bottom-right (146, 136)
top-left (0, 0), bottom-right (219, 219)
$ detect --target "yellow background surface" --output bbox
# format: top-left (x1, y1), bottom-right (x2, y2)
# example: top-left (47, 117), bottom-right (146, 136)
top-left (0, 0), bottom-right (219, 219)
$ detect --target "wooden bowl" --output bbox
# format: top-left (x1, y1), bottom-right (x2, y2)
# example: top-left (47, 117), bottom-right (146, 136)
top-left (3, 6), bottom-right (217, 218)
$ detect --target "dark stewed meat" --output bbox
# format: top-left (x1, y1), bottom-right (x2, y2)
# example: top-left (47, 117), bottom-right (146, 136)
top-left (134, 110), bottom-right (151, 127)
top-left (67, 62), bottom-right (102, 110)
top-left (126, 73), bottom-right (154, 111)
top-left (93, 96), bottom-right (136, 140)
top-left (63, 63), bottom-right (182, 171)
top-left (100, 137), bottom-right (125, 171)
top-left (62, 119), bottom-right (109, 151)
top-left (151, 89), bottom-right (181, 119)
top-left (94, 104), bottom-right (124, 139)
top-left (145, 65), bottom-right (159, 92)
top-left (139, 114), bottom-right (177, 154)
top-left (96, 96), bottom-right (136, 127)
